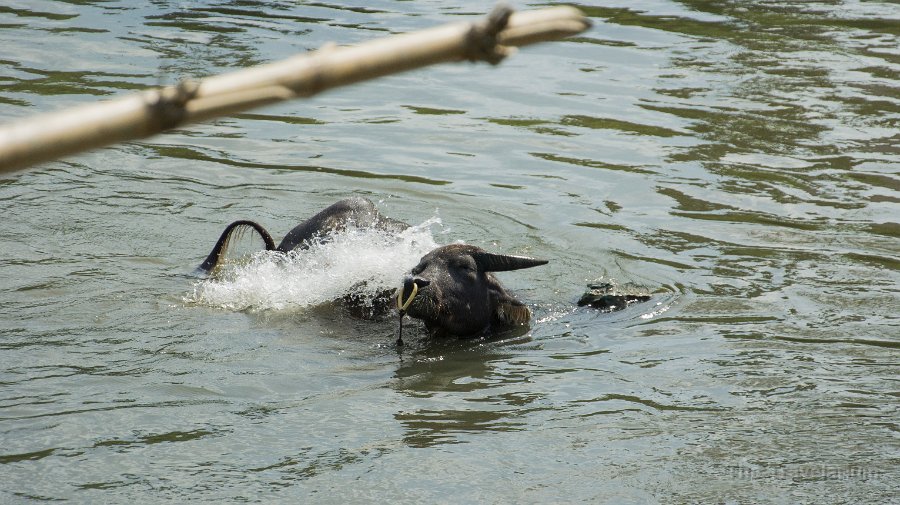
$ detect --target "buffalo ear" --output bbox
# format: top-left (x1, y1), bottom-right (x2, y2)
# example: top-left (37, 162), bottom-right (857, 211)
top-left (472, 252), bottom-right (548, 272)
top-left (496, 300), bottom-right (532, 326)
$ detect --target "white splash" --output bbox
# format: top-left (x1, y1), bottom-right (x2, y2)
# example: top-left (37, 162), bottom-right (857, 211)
top-left (186, 218), bottom-right (441, 312)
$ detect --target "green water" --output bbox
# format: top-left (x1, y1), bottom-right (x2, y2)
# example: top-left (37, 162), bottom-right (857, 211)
top-left (1, 1), bottom-right (897, 503)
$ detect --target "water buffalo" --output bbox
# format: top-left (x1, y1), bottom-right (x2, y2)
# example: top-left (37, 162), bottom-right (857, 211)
top-left (197, 197), bottom-right (548, 338)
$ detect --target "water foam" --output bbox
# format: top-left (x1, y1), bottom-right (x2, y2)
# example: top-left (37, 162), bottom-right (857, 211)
top-left (186, 218), bottom-right (441, 312)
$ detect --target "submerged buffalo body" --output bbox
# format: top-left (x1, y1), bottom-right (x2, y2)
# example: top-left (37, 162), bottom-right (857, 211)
top-left (198, 197), bottom-right (547, 337)
top-left (197, 197), bottom-right (408, 272)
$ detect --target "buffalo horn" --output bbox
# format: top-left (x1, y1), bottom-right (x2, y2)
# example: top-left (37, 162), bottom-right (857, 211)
top-left (472, 252), bottom-right (549, 272)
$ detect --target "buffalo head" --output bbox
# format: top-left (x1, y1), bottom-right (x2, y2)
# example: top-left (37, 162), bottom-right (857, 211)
top-left (397, 244), bottom-right (548, 337)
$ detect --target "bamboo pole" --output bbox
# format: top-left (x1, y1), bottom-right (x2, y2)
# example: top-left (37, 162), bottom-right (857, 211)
top-left (0, 5), bottom-right (590, 174)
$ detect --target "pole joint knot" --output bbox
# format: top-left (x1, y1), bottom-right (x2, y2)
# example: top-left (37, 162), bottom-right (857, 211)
top-left (465, 4), bottom-right (514, 65)
top-left (149, 79), bottom-right (200, 130)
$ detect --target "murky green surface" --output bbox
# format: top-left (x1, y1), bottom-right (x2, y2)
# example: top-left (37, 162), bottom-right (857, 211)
top-left (1, 1), bottom-right (898, 503)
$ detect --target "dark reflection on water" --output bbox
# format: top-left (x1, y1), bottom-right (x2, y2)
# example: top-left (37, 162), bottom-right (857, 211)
top-left (1, 0), bottom-right (898, 503)
top-left (393, 338), bottom-right (533, 448)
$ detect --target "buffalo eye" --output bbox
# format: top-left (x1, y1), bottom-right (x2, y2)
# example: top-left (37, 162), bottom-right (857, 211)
top-left (450, 256), bottom-right (477, 273)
